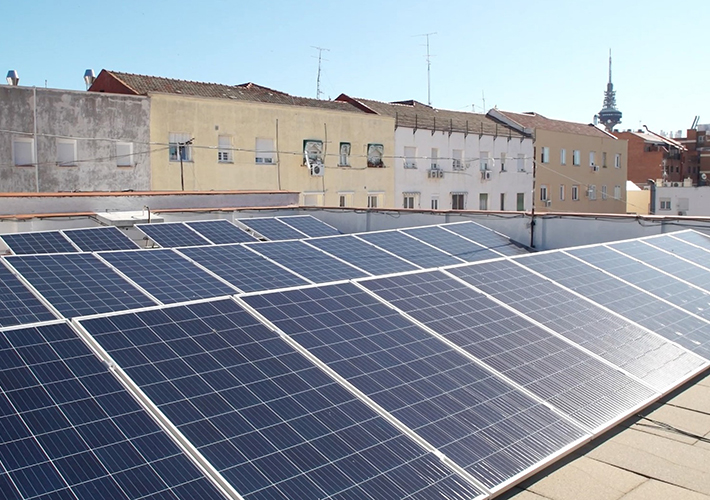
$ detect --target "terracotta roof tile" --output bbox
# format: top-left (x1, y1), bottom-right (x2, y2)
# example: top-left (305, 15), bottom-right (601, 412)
top-left (497, 111), bottom-right (612, 138)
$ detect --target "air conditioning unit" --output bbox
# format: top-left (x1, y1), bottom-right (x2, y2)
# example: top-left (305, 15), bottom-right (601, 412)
top-left (428, 169), bottom-right (443, 178)
top-left (481, 170), bottom-right (491, 180)
top-left (310, 162), bottom-right (324, 176)
top-left (544, 199), bottom-right (552, 207)
top-left (592, 165), bottom-right (599, 171)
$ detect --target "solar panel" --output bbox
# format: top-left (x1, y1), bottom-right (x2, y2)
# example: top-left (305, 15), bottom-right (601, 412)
top-left (5, 253), bottom-right (156, 318)
top-left (236, 217), bottom-right (307, 241)
top-left (245, 241), bottom-right (369, 282)
top-left (1, 231), bottom-right (79, 255)
top-left (356, 230), bottom-right (464, 269)
top-left (62, 226), bottom-right (140, 252)
top-left (402, 226), bottom-right (502, 262)
top-left (176, 244), bottom-right (309, 292)
top-left (305, 235), bottom-right (419, 276)
top-left (136, 223), bottom-right (212, 248)
top-left (276, 215), bottom-right (340, 237)
top-left (568, 245), bottom-right (710, 322)
top-left (360, 270), bottom-right (658, 430)
top-left (517, 251), bottom-right (710, 360)
top-left (244, 283), bottom-right (588, 491)
top-left (669, 229), bottom-right (710, 249)
top-left (644, 234), bottom-right (710, 262)
top-left (0, 321), bottom-right (226, 500)
top-left (98, 249), bottom-right (237, 304)
top-left (0, 262), bottom-right (56, 327)
top-left (184, 220), bottom-right (259, 244)
top-left (449, 260), bottom-right (707, 391)
top-left (78, 299), bottom-right (485, 500)
top-left (442, 221), bottom-right (528, 256)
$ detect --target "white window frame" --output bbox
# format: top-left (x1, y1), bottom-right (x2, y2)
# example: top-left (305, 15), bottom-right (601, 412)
top-left (169, 133), bottom-right (192, 162)
top-left (516, 192), bottom-right (525, 210)
top-left (367, 192), bottom-right (384, 208)
top-left (218, 136), bottom-right (233, 163)
top-left (500, 192), bottom-right (506, 211)
top-left (559, 184), bottom-right (565, 201)
top-left (431, 197), bottom-right (439, 210)
top-left (339, 142), bottom-right (351, 167)
top-left (480, 151), bottom-right (490, 171)
top-left (589, 151), bottom-right (596, 167)
top-left (430, 148), bottom-right (439, 170)
top-left (403, 146), bottom-right (417, 169)
top-left (451, 192), bottom-right (466, 210)
top-left (614, 185), bottom-right (621, 200)
top-left (588, 185), bottom-right (597, 200)
top-left (601, 185), bottom-right (607, 200)
top-left (402, 192), bottom-right (419, 209)
top-left (500, 152), bottom-right (506, 171)
top-left (573, 150), bottom-right (581, 166)
top-left (57, 138), bottom-right (77, 166)
top-left (479, 193), bottom-right (488, 210)
top-left (303, 139), bottom-right (324, 166)
top-left (560, 148), bottom-right (566, 165)
top-left (116, 142), bottom-right (134, 167)
top-left (517, 153), bottom-right (526, 172)
top-left (540, 185), bottom-right (549, 201)
top-left (452, 149), bottom-right (463, 170)
top-left (255, 137), bottom-right (275, 164)
top-left (660, 198), bottom-right (672, 211)
top-left (602, 151), bottom-right (607, 168)
top-left (12, 137), bottom-right (34, 166)
top-left (615, 153), bottom-right (621, 168)
top-left (572, 185), bottom-right (580, 201)
top-left (541, 147), bottom-right (550, 163)
top-left (367, 143), bottom-right (384, 168)
top-left (338, 191), bottom-right (353, 207)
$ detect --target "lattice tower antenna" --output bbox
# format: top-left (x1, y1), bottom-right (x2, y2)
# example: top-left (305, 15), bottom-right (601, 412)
top-left (312, 46), bottom-right (330, 100)
top-left (414, 32), bottom-right (437, 106)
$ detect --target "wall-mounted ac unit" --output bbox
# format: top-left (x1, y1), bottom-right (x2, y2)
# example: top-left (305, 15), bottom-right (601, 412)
top-left (544, 199), bottom-right (552, 207)
top-left (428, 169), bottom-right (443, 178)
top-left (310, 162), bottom-right (324, 176)
top-left (481, 170), bottom-right (491, 180)
top-left (592, 165), bottom-right (599, 171)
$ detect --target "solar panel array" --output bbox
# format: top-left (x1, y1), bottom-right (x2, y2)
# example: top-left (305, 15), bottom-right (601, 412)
top-left (1, 231), bottom-right (79, 255)
top-left (2, 217), bottom-right (710, 499)
top-left (62, 226), bottom-right (140, 251)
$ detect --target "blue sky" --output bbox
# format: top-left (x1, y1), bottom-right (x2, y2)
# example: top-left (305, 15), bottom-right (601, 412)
top-left (3, 0), bottom-right (706, 135)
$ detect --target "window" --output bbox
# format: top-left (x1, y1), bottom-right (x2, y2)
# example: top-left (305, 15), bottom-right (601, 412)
top-left (303, 140), bottom-right (323, 166)
top-left (615, 153), bottom-right (621, 168)
top-left (403, 147), bottom-right (417, 169)
top-left (572, 185), bottom-right (580, 201)
top-left (430, 148), bottom-right (439, 169)
top-left (339, 142), bottom-right (351, 166)
top-left (517, 153), bottom-right (525, 172)
top-left (516, 193), bottom-right (525, 211)
top-left (601, 185), bottom-right (607, 200)
top-left (479, 193), bottom-right (488, 210)
top-left (367, 192), bottom-right (384, 208)
top-left (255, 137), bottom-right (275, 164)
top-left (116, 142), bottom-right (133, 167)
top-left (403, 192), bottom-right (419, 209)
top-left (218, 136), bottom-right (233, 162)
top-left (500, 152), bottom-right (507, 171)
top-left (588, 185), bottom-right (597, 200)
top-left (367, 143), bottom-right (384, 168)
top-left (559, 184), bottom-right (565, 201)
top-left (698, 135), bottom-right (705, 143)
top-left (541, 146), bottom-right (550, 163)
top-left (660, 198), bottom-right (672, 210)
top-left (12, 138), bottom-right (34, 166)
top-left (480, 151), bottom-right (490, 171)
top-left (452, 149), bottom-right (463, 170)
top-left (302, 192), bottom-right (324, 206)
top-left (573, 150), bottom-right (580, 166)
top-left (431, 197), bottom-right (439, 210)
top-left (169, 133), bottom-right (192, 162)
top-left (57, 139), bottom-right (77, 166)
top-left (614, 185), bottom-right (621, 200)
top-left (500, 193), bottom-right (506, 211)
top-left (338, 192), bottom-right (353, 207)
top-left (589, 151), bottom-right (596, 167)
top-left (540, 185), bottom-right (548, 201)
top-left (602, 152), bottom-right (607, 168)
top-left (560, 148), bottom-right (567, 165)
top-left (451, 193), bottom-right (466, 210)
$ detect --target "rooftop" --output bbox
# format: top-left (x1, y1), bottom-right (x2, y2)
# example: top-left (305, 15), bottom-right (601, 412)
top-left (495, 110), bottom-right (615, 138)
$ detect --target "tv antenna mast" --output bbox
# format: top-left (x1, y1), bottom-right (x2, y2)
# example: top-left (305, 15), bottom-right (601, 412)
top-left (312, 46), bottom-right (330, 100)
top-left (414, 32), bottom-right (436, 106)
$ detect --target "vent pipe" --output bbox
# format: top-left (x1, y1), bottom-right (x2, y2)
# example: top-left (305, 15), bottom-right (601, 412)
top-left (6, 70), bottom-right (19, 86)
top-left (84, 69), bottom-right (95, 90)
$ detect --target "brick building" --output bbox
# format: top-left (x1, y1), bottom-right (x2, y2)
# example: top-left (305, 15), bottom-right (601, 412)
top-left (613, 128), bottom-right (688, 187)
top-left (677, 124), bottom-right (710, 185)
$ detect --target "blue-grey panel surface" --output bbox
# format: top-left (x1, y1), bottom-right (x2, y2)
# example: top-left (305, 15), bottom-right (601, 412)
top-left (5, 253), bottom-right (156, 318)
top-left (644, 234), bottom-right (710, 262)
top-left (237, 218), bottom-right (306, 241)
top-left (403, 226), bottom-right (501, 262)
top-left (519, 252), bottom-right (710, 360)
top-left (246, 241), bottom-right (368, 282)
top-left (99, 249), bottom-right (236, 304)
top-left (79, 299), bottom-right (483, 500)
top-left (306, 235), bottom-right (419, 276)
top-left (0, 322), bottom-right (225, 500)
top-left (1, 231), bottom-right (78, 255)
top-left (360, 271), bottom-right (657, 429)
top-left (669, 230), bottom-right (710, 250)
top-left (277, 216), bottom-right (340, 237)
top-left (63, 226), bottom-right (140, 252)
top-left (184, 220), bottom-right (259, 244)
top-left (0, 263), bottom-right (56, 327)
top-left (356, 231), bottom-right (463, 269)
top-left (177, 244), bottom-right (309, 292)
top-left (449, 260), bottom-right (706, 390)
top-left (244, 283), bottom-right (587, 490)
top-left (441, 222), bottom-right (528, 256)
top-left (136, 223), bottom-right (212, 248)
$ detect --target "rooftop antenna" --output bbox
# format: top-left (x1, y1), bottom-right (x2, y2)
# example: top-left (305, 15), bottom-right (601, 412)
top-left (414, 32), bottom-right (436, 106)
top-left (311, 46), bottom-right (329, 100)
top-left (482, 90), bottom-right (486, 112)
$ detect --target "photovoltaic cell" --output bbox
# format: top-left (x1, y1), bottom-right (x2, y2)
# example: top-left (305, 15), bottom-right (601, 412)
top-left (1, 231), bottom-right (78, 255)
top-left (449, 260), bottom-right (706, 391)
top-left (644, 234), bottom-right (710, 263)
top-left (276, 216), bottom-right (341, 237)
top-left (99, 249), bottom-right (237, 304)
top-left (177, 244), bottom-right (309, 292)
top-left (0, 322), bottom-right (225, 500)
top-left (305, 235), bottom-right (419, 276)
top-left (0, 263), bottom-right (56, 327)
top-left (244, 283), bottom-right (587, 490)
top-left (184, 220), bottom-right (259, 244)
top-left (246, 241), bottom-right (368, 282)
top-left (237, 218), bottom-right (306, 241)
top-left (669, 230), bottom-right (710, 250)
top-left (356, 231), bottom-right (464, 269)
top-left (402, 226), bottom-right (501, 262)
top-left (78, 299), bottom-right (484, 500)
top-left (5, 253), bottom-right (156, 318)
top-left (568, 245), bottom-right (710, 322)
top-left (360, 271), bottom-right (657, 430)
top-left (518, 252), bottom-right (710, 360)
top-left (62, 226), bottom-right (140, 252)
top-left (441, 222), bottom-right (528, 256)
top-left (136, 223), bottom-right (212, 248)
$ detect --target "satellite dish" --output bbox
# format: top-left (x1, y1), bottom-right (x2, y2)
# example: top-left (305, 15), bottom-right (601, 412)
top-left (702, 173), bottom-right (707, 180)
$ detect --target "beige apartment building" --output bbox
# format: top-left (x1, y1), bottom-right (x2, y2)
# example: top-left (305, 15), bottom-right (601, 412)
top-left (489, 110), bottom-right (628, 214)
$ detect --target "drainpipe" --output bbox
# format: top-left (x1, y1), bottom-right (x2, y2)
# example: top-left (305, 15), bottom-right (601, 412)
top-left (530, 157), bottom-right (536, 248)
top-left (647, 179), bottom-right (656, 214)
